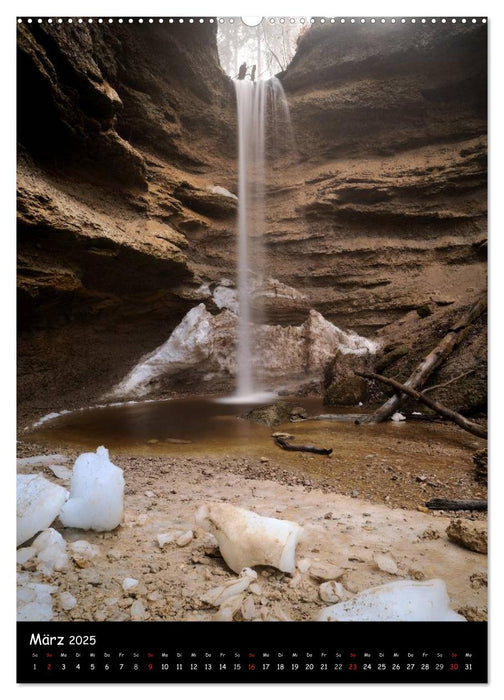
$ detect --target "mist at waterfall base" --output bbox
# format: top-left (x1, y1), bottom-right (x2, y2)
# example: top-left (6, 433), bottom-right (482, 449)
top-left (225, 76), bottom-right (294, 405)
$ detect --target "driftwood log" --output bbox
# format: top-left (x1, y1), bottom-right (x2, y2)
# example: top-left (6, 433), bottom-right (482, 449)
top-left (356, 371), bottom-right (487, 439)
top-left (359, 296), bottom-right (486, 424)
top-left (425, 498), bottom-right (487, 511)
top-left (273, 436), bottom-right (333, 456)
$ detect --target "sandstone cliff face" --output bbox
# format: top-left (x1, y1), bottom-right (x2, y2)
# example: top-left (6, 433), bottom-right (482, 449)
top-left (17, 20), bottom-right (487, 415)
top-left (17, 21), bottom-right (238, 415)
top-left (276, 22), bottom-right (487, 333)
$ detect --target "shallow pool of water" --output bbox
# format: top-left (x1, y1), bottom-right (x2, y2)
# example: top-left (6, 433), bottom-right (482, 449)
top-left (23, 396), bottom-right (482, 466)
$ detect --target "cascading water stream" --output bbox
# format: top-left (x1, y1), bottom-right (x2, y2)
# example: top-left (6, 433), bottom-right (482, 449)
top-left (233, 77), bottom-right (292, 401)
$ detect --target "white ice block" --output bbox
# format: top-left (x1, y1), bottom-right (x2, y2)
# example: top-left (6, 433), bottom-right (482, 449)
top-left (59, 446), bottom-right (124, 531)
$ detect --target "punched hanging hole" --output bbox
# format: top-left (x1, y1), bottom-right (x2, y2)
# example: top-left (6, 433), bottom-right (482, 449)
top-left (241, 17), bottom-right (263, 27)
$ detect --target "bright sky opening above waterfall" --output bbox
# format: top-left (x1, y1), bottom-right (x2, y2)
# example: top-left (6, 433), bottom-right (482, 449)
top-left (217, 17), bottom-right (310, 79)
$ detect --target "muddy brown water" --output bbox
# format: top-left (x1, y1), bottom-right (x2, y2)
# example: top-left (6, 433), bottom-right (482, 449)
top-left (24, 398), bottom-right (484, 485)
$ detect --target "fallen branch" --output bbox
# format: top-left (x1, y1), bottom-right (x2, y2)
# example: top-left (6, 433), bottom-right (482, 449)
top-left (425, 498), bottom-right (487, 511)
top-left (301, 414), bottom-right (366, 423)
top-left (273, 436), bottom-right (333, 456)
top-left (360, 296), bottom-right (486, 424)
top-left (422, 369), bottom-right (476, 394)
top-left (356, 371), bottom-right (487, 439)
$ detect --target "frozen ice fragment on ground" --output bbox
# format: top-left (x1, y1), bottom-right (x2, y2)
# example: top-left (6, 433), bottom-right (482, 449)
top-left (32, 529), bottom-right (69, 574)
top-left (17, 547), bottom-right (36, 565)
top-left (48, 465), bottom-right (73, 481)
top-left (196, 502), bottom-right (302, 574)
top-left (319, 579), bottom-right (466, 621)
top-left (17, 454), bottom-right (69, 469)
top-left (391, 412), bottom-right (406, 422)
top-left (17, 580), bottom-right (57, 621)
top-left (59, 446), bottom-right (124, 531)
top-left (17, 474), bottom-right (69, 546)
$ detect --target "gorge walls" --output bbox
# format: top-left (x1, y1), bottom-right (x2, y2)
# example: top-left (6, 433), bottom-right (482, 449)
top-left (17, 20), bottom-right (487, 416)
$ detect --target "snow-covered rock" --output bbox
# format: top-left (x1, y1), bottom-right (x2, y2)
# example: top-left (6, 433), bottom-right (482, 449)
top-left (59, 447), bottom-right (124, 531)
top-left (17, 474), bottom-right (69, 546)
top-left (318, 579), bottom-right (466, 622)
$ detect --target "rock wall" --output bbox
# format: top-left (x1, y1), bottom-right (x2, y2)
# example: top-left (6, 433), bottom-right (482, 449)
top-left (17, 21), bottom-right (238, 416)
top-left (17, 20), bottom-right (487, 416)
top-left (276, 21), bottom-right (487, 333)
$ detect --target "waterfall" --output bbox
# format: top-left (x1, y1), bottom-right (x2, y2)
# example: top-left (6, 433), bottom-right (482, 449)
top-left (233, 76), bottom-right (292, 400)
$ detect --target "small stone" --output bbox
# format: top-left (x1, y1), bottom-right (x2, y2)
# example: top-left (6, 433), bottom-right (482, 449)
top-left (416, 475), bottom-right (427, 483)
top-left (145, 491), bottom-right (155, 498)
top-left (417, 505), bottom-right (430, 513)
top-left (323, 512), bottom-right (333, 520)
top-left (260, 457), bottom-right (269, 463)
top-left (176, 530), bottom-right (193, 547)
top-left (59, 592), bottom-right (77, 610)
top-left (309, 561), bottom-right (344, 581)
top-left (147, 591), bottom-right (161, 602)
top-left (351, 490), bottom-right (359, 498)
top-left (373, 552), bottom-right (398, 575)
top-left (107, 549), bottom-right (122, 561)
top-left (408, 569), bottom-right (425, 581)
top-left (131, 600), bottom-right (146, 621)
top-left (122, 577), bottom-right (139, 592)
top-left (319, 581), bottom-right (345, 603)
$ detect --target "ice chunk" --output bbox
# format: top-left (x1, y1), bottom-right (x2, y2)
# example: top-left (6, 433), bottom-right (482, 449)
top-left (208, 185), bottom-right (238, 200)
top-left (201, 568), bottom-right (257, 607)
top-left (17, 454), bottom-right (69, 469)
top-left (32, 529), bottom-right (69, 574)
top-left (17, 474), bottom-right (69, 546)
top-left (391, 412), bottom-right (406, 422)
top-left (59, 446), bottom-right (124, 531)
top-left (17, 547), bottom-right (36, 565)
top-left (318, 579), bottom-right (466, 621)
top-left (195, 503), bottom-right (302, 574)
top-left (17, 578), bottom-right (57, 621)
top-left (48, 465), bottom-right (73, 481)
